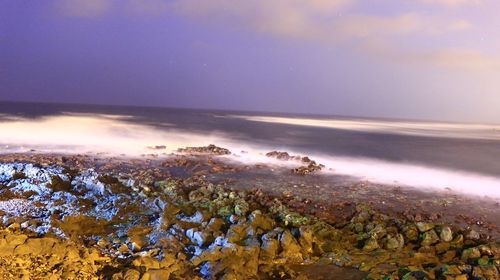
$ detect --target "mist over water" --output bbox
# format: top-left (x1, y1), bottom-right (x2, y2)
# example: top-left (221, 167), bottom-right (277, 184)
top-left (231, 115), bottom-right (500, 140)
top-left (1, 105), bottom-right (500, 199)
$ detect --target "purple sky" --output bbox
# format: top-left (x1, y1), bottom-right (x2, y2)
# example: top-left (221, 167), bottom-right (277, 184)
top-left (1, 0), bottom-right (499, 123)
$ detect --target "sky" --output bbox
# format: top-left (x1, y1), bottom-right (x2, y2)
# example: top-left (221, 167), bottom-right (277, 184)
top-left (1, 0), bottom-right (499, 123)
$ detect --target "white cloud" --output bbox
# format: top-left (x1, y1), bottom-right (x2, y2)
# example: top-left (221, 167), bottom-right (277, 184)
top-left (418, 0), bottom-right (482, 7)
top-left (57, 0), bottom-right (113, 17)
top-left (53, 0), bottom-right (498, 71)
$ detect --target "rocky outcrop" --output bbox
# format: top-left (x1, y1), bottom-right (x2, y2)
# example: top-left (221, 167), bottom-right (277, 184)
top-left (0, 162), bottom-right (499, 279)
top-left (177, 144), bottom-right (231, 155)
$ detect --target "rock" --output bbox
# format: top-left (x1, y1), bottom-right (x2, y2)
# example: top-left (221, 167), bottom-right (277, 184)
top-left (177, 144), bottom-right (230, 155)
top-left (226, 224), bottom-right (249, 243)
top-left (451, 234), bottom-right (464, 248)
top-left (124, 269), bottom-right (141, 280)
top-left (207, 218), bottom-right (225, 232)
top-left (118, 243), bottom-right (130, 254)
top-left (441, 265), bottom-right (462, 276)
top-left (440, 226), bottom-right (453, 242)
top-left (7, 222), bottom-right (20, 232)
top-left (134, 257), bottom-right (161, 269)
top-left (352, 210), bottom-right (371, 224)
top-left (260, 232), bottom-right (279, 262)
top-left (477, 257), bottom-right (489, 266)
top-left (461, 247), bottom-right (481, 260)
top-left (298, 226), bottom-right (314, 255)
top-left (403, 225), bottom-right (419, 242)
top-left (445, 275), bottom-right (468, 280)
top-left (282, 213), bottom-right (308, 227)
top-left (265, 151), bottom-right (291, 160)
top-left (363, 237), bottom-right (379, 252)
top-left (416, 222), bottom-right (435, 232)
top-left (385, 234), bottom-right (404, 250)
top-left (464, 229), bottom-right (480, 241)
top-left (186, 228), bottom-right (209, 247)
top-left (217, 206), bottom-right (233, 219)
top-left (435, 242), bottom-right (451, 254)
top-left (249, 211), bottom-right (275, 231)
top-left (234, 200), bottom-right (249, 217)
top-left (421, 229), bottom-right (440, 246)
top-left (6, 234), bottom-right (28, 247)
top-left (291, 161), bottom-right (323, 175)
top-left (147, 269), bottom-right (171, 280)
top-left (14, 238), bottom-right (56, 255)
top-left (368, 224), bottom-right (387, 240)
top-left (279, 230), bottom-right (303, 262)
top-left (478, 244), bottom-right (496, 256)
top-left (472, 265), bottom-right (499, 280)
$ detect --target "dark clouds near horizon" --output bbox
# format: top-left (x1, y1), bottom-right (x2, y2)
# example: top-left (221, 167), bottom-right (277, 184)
top-left (1, 0), bottom-right (499, 123)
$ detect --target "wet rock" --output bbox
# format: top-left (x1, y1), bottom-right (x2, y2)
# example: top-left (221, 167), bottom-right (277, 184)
top-left (363, 237), bottom-right (379, 252)
top-left (249, 211), bottom-right (275, 232)
top-left (421, 230), bottom-right (440, 246)
top-left (265, 151), bottom-right (291, 160)
top-left (282, 213), bottom-right (309, 227)
top-left (186, 228), bottom-right (209, 247)
top-left (435, 242), bottom-right (451, 254)
top-left (291, 161), bottom-right (324, 176)
top-left (461, 247), bottom-right (481, 261)
top-left (226, 224), bottom-right (250, 243)
top-left (124, 269), bottom-right (141, 280)
top-left (351, 210), bottom-right (371, 224)
top-left (280, 230), bottom-right (303, 263)
top-left (451, 234), bottom-right (464, 249)
top-left (177, 144), bottom-right (231, 155)
top-left (440, 226), bottom-right (453, 242)
top-left (234, 200), bottom-right (249, 217)
top-left (464, 229), bottom-right (480, 241)
top-left (298, 226), bottom-right (315, 255)
top-left (416, 222), bottom-right (435, 232)
top-left (478, 244), bottom-right (497, 256)
top-left (259, 231), bottom-right (279, 262)
top-left (472, 265), bottom-right (499, 280)
top-left (403, 225), bottom-right (419, 242)
top-left (146, 269), bottom-right (171, 280)
top-left (385, 233), bottom-right (404, 250)
top-left (367, 223), bottom-right (387, 240)
top-left (1, 160), bottom-right (500, 280)
top-left (14, 237), bottom-right (56, 255)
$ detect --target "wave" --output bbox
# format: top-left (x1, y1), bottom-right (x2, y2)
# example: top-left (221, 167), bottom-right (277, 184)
top-left (1, 113), bottom-right (499, 199)
top-left (228, 115), bottom-right (500, 140)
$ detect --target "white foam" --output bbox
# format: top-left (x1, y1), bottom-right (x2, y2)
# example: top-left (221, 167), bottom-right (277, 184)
top-left (0, 113), bottom-right (237, 155)
top-left (309, 155), bottom-right (500, 199)
top-left (1, 113), bottom-right (499, 199)
top-left (229, 115), bottom-right (500, 140)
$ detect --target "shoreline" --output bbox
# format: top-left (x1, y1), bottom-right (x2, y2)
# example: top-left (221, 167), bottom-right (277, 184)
top-left (0, 149), bottom-right (499, 279)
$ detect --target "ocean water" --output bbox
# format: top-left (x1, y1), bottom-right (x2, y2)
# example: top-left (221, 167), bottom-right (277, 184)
top-left (1, 101), bottom-right (500, 198)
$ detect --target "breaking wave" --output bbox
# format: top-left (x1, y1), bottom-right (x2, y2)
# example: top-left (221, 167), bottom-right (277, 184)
top-left (1, 113), bottom-right (500, 199)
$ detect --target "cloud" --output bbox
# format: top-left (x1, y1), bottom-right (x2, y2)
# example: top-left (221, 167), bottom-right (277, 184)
top-left (53, 0), bottom-right (497, 71)
top-left (169, 1), bottom-right (471, 42)
top-left (423, 48), bottom-right (500, 70)
top-left (125, 0), bottom-right (171, 15)
top-left (418, 0), bottom-right (482, 6)
top-left (170, 0), bottom-right (355, 39)
top-left (362, 41), bottom-right (500, 71)
top-left (57, 0), bottom-right (113, 17)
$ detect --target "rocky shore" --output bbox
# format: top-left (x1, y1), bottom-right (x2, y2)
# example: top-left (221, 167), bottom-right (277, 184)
top-left (0, 147), bottom-right (498, 279)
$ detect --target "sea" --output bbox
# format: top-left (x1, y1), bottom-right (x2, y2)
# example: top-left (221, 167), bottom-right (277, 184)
top-left (1, 101), bottom-right (500, 198)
